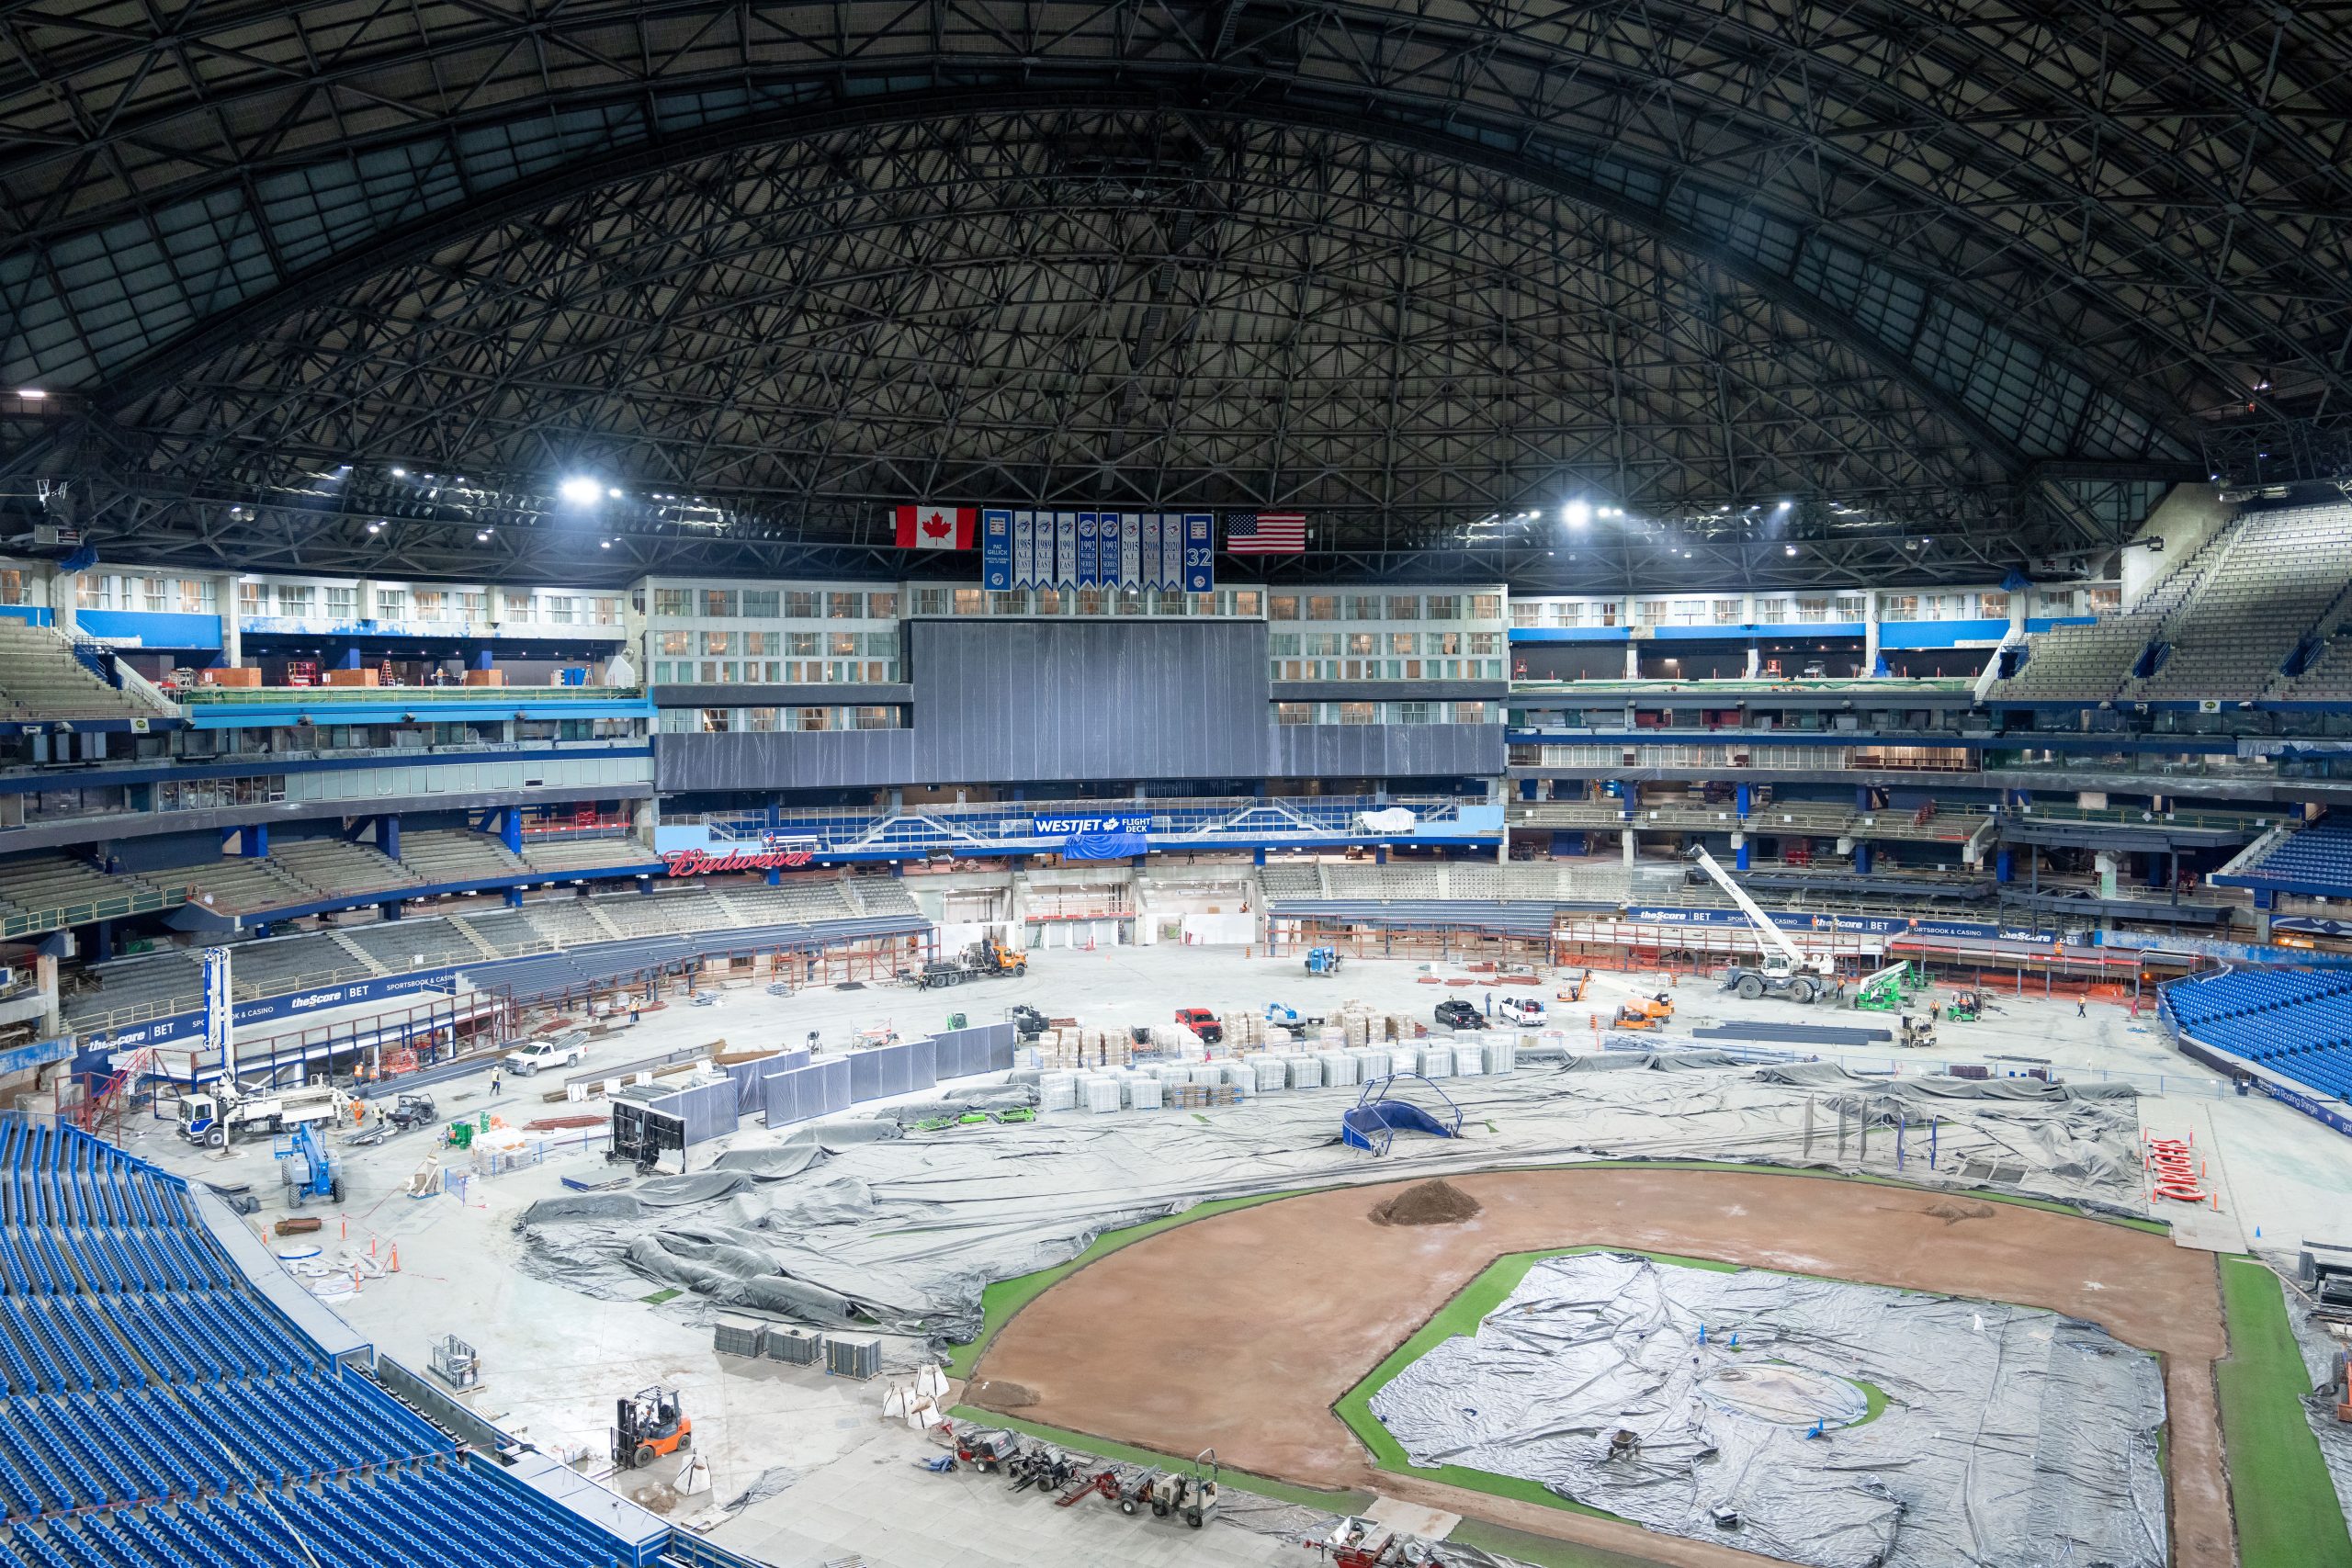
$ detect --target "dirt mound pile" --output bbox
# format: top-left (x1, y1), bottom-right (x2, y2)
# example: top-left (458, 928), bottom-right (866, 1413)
top-left (1921, 1200), bottom-right (1996, 1226)
top-left (966, 1378), bottom-right (1039, 1411)
top-left (1369, 1179), bottom-right (1483, 1227)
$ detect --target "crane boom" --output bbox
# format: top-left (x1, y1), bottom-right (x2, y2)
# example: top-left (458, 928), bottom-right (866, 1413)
top-left (1690, 849), bottom-right (1816, 970)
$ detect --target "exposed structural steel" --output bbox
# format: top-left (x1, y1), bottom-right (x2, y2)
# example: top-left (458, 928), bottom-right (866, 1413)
top-left (1, 0), bottom-right (2341, 586)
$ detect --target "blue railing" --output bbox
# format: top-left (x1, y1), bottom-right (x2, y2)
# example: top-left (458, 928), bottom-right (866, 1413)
top-left (65, 633), bottom-right (121, 690)
top-left (681, 794), bottom-right (1490, 854)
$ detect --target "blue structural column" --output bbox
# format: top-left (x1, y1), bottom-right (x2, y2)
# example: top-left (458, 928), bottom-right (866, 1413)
top-left (377, 814), bottom-right (401, 862)
top-left (1736, 784), bottom-right (1751, 817)
top-left (502, 809), bottom-right (522, 855)
top-left (92, 920), bottom-right (113, 964)
top-left (766, 866), bottom-right (782, 886)
top-left (381, 900), bottom-right (402, 921)
top-left (1854, 784), bottom-right (1872, 810)
top-left (505, 886), bottom-right (525, 908)
top-left (472, 648), bottom-right (495, 671)
top-left (1374, 846), bottom-right (1388, 864)
top-left (1735, 836), bottom-right (1750, 873)
top-left (1854, 842), bottom-right (1873, 875)
top-left (337, 645), bottom-right (364, 670)
top-left (1253, 847), bottom-right (1268, 866)
top-left (236, 825), bottom-right (268, 858)
top-left (1996, 847), bottom-right (2013, 884)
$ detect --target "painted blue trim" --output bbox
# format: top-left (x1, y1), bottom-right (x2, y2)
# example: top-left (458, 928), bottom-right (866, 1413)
top-left (185, 697), bottom-right (654, 728)
top-left (1877, 619), bottom-right (2008, 649)
top-left (0, 744), bottom-right (653, 796)
top-left (2022, 617), bottom-right (2099, 633)
top-left (0, 606), bottom-right (51, 627)
top-left (1509, 626), bottom-right (1631, 644)
top-left (75, 610), bottom-right (223, 650)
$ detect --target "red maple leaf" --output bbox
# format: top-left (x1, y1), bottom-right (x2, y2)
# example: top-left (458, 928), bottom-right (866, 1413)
top-left (922, 511), bottom-right (952, 538)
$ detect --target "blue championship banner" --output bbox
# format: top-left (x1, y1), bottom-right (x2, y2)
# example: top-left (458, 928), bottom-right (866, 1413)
top-left (981, 509), bottom-right (1012, 590)
top-left (1076, 512), bottom-right (1099, 586)
top-left (1182, 513), bottom-right (1216, 591)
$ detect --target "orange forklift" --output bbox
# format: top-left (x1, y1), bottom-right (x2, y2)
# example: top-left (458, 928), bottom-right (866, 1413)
top-left (613, 1385), bottom-right (692, 1470)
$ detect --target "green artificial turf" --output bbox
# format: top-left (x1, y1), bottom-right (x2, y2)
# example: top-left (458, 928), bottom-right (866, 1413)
top-left (2216, 1257), bottom-right (2352, 1568)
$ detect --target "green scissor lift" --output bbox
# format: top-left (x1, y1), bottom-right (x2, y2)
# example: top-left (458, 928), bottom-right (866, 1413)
top-left (1853, 960), bottom-right (1921, 1013)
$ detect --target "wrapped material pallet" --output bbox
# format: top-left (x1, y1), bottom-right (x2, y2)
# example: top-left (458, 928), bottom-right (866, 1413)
top-left (1130, 1075), bottom-right (1163, 1111)
top-left (1220, 1061), bottom-right (1256, 1098)
top-left (1483, 1037), bottom-right (1518, 1075)
top-left (1453, 1043), bottom-right (1487, 1077)
top-left (1083, 1077), bottom-right (1124, 1114)
top-left (1317, 1051), bottom-right (1360, 1089)
top-left (1267, 1025), bottom-right (1295, 1047)
top-left (1342, 1014), bottom-right (1369, 1049)
top-left (1352, 1046), bottom-right (1394, 1081)
top-left (1419, 1044), bottom-right (1455, 1079)
top-left (826, 1336), bottom-right (881, 1380)
top-left (1252, 1055), bottom-right (1290, 1092)
top-left (1041, 1074), bottom-right (1078, 1112)
top-left (713, 1314), bottom-right (767, 1359)
top-left (1318, 1026), bottom-right (1347, 1051)
top-left (1188, 1065), bottom-right (1221, 1087)
top-left (1286, 1055), bottom-right (1324, 1089)
top-left (765, 1326), bottom-right (822, 1365)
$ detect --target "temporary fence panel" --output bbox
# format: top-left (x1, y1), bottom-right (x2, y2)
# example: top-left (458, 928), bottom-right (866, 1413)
top-left (761, 1058), bottom-right (854, 1127)
top-left (848, 1039), bottom-right (934, 1101)
top-left (931, 1021), bottom-right (1015, 1078)
top-left (723, 1050), bottom-right (806, 1112)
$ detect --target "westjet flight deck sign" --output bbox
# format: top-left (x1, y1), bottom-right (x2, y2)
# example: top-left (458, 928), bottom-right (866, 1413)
top-left (1033, 813), bottom-right (1152, 836)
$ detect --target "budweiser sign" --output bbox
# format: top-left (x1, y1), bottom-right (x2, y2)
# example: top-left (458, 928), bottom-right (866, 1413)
top-left (662, 849), bottom-right (816, 876)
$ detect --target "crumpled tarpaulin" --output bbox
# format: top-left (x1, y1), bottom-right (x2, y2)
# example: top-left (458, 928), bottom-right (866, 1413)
top-left (514, 1055), bottom-right (2151, 1357)
top-left (1370, 1252), bottom-right (2166, 1568)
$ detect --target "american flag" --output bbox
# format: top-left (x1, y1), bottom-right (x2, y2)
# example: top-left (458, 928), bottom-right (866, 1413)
top-left (1225, 512), bottom-right (1306, 553)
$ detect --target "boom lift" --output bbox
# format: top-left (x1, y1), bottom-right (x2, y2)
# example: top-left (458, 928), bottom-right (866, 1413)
top-left (1689, 849), bottom-right (1838, 1005)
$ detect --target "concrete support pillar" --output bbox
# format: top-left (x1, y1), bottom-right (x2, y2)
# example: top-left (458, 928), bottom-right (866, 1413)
top-left (216, 574), bottom-right (242, 666)
top-left (1621, 827), bottom-right (1635, 866)
top-left (1862, 589), bottom-right (1881, 676)
top-left (2095, 850), bottom-right (2119, 900)
top-left (45, 567), bottom-right (75, 637)
top-left (1745, 645), bottom-right (1760, 677)
top-left (633, 798), bottom-right (658, 839)
top-left (92, 920), bottom-right (113, 964)
top-left (2008, 593), bottom-right (2028, 642)
top-left (2256, 887), bottom-right (2274, 944)
top-left (356, 580), bottom-right (377, 620)
top-left (34, 953), bottom-right (57, 1039)
top-left (1623, 643), bottom-right (1640, 680)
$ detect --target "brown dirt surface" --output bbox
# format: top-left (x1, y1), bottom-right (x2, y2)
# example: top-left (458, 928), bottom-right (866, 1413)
top-left (1368, 1179), bottom-right (1483, 1226)
top-left (975, 1167), bottom-right (2229, 1568)
top-left (964, 1378), bottom-right (1038, 1411)
top-left (1917, 1199), bottom-right (1996, 1225)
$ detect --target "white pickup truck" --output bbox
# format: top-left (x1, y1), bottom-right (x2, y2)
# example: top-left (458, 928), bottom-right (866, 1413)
top-left (503, 1029), bottom-right (590, 1076)
top-left (1496, 996), bottom-right (1547, 1027)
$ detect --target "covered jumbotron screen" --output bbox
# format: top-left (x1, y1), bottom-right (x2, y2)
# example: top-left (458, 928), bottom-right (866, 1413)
top-left (904, 616), bottom-right (1270, 784)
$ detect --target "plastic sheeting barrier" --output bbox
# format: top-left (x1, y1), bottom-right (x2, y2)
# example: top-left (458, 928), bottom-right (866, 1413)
top-left (1370, 1253), bottom-right (2165, 1568)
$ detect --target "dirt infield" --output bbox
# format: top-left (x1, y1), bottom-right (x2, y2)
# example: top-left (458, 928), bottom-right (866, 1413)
top-left (975, 1167), bottom-right (2229, 1568)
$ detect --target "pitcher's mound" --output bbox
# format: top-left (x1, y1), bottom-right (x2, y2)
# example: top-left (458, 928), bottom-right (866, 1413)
top-left (1368, 1179), bottom-right (1483, 1227)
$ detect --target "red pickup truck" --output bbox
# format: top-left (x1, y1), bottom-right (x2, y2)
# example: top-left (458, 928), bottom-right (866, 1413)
top-left (1174, 1007), bottom-right (1224, 1046)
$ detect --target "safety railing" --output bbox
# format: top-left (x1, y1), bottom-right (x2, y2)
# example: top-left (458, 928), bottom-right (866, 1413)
top-left (0, 884), bottom-right (188, 941)
top-left (179, 683), bottom-right (642, 704)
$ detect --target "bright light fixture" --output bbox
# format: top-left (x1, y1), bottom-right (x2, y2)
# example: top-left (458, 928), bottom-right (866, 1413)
top-left (1774, 499), bottom-right (1792, 513)
top-left (1560, 501), bottom-right (1591, 527)
top-left (390, 467), bottom-right (407, 477)
top-left (606, 487), bottom-right (623, 500)
top-left (14, 389), bottom-right (43, 400)
top-left (558, 476), bottom-right (601, 506)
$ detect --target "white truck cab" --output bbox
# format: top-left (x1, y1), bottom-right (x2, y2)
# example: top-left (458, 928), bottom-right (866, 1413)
top-left (504, 1030), bottom-right (589, 1076)
top-left (177, 1078), bottom-right (349, 1147)
top-left (1496, 996), bottom-right (1546, 1027)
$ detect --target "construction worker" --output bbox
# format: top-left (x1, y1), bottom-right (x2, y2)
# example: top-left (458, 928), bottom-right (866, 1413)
top-left (2075, 998), bottom-right (2087, 1019)
top-left (489, 1064), bottom-right (503, 1097)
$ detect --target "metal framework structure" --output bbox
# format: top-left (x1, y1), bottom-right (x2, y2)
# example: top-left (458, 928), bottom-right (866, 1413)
top-left (1, 0), bottom-right (2342, 588)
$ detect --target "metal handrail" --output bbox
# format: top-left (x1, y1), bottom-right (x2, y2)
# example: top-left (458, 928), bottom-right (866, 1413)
top-left (179, 684), bottom-right (642, 704)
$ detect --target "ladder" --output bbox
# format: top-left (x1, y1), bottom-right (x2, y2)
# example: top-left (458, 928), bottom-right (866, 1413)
top-left (75, 1047), bottom-right (156, 1144)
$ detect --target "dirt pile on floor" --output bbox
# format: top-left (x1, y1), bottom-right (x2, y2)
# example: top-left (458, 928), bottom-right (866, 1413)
top-left (1921, 1200), bottom-right (1996, 1226)
top-left (1368, 1179), bottom-right (1483, 1227)
top-left (965, 1378), bottom-right (1039, 1411)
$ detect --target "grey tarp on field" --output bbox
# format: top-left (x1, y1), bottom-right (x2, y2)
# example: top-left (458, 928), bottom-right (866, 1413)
top-left (1369, 1252), bottom-right (2166, 1568)
top-left (515, 1055), bottom-right (2150, 1354)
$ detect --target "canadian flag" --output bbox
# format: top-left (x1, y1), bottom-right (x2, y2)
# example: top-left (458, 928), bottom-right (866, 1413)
top-left (893, 504), bottom-right (977, 550)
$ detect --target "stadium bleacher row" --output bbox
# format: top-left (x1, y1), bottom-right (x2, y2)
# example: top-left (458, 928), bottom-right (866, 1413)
top-left (2218, 818), bottom-right (2352, 894)
top-left (1255, 861), bottom-right (1594, 902)
top-left (0, 623), bottom-right (173, 725)
top-left (62, 876), bottom-right (922, 1031)
top-left (0, 1122), bottom-right (644, 1567)
top-left (2164, 967), bottom-right (2352, 1098)
top-left (1995, 502), bottom-right (2352, 704)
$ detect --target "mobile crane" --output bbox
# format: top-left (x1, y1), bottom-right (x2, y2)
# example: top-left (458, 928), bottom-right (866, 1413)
top-left (1689, 848), bottom-right (1838, 1006)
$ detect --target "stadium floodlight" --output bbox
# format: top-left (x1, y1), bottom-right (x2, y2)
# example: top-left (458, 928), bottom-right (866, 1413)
top-left (1774, 499), bottom-right (1792, 513)
top-left (1785, 545), bottom-right (1798, 556)
top-left (558, 475), bottom-right (602, 506)
top-left (607, 487), bottom-right (624, 500)
top-left (390, 467), bottom-right (406, 477)
top-left (1560, 501), bottom-right (1592, 527)
top-left (15, 389), bottom-right (43, 400)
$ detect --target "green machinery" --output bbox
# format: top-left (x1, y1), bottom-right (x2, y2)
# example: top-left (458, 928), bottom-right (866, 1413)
top-left (1853, 960), bottom-right (1922, 1013)
top-left (1946, 989), bottom-right (1984, 1023)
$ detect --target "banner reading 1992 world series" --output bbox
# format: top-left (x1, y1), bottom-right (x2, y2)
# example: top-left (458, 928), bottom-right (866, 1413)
top-left (982, 510), bottom-right (1215, 592)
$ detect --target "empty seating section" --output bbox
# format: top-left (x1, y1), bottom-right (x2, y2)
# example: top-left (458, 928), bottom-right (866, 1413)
top-left (0, 857), bottom-right (172, 929)
top-left (520, 835), bottom-right (662, 874)
top-left (715, 881), bottom-right (856, 924)
top-left (179, 858), bottom-right (312, 916)
top-left (586, 890), bottom-right (728, 938)
top-left (524, 900), bottom-right (612, 947)
top-left (2165, 967), bottom-right (2352, 1098)
top-left (447, 908), bottom-right (543, 956)
top-left (60, 953), bottom-right (202, 1031)
top-left (268, 838), bottom-right (422, 902)
top-left (394, 829), bottom-right (526, 884)
top-left (1257, 863), bottom-right (1329, 899)
top-left (0, 624), bottom-right (165, 723)
top-left (842, 877), bottom-right (920, 916)
top-left (2127, 505), bottom-right (2352, 700)
top-left (0, 1122), bottom-right (630, 1566)
top-left (215, 937), bottom-right (374, 998)
top-left (336, 921), bottom-right (481, 973)
top-left (1996, 503), bottom-right (2352, 703)
top-left (2226, 819), bottom-right (2352, 894)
